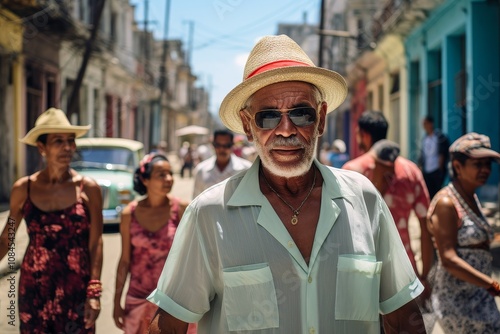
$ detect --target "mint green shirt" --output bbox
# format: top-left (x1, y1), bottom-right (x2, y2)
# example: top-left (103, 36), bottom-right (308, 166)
top-left (148, 158), bottom-right (423, 333)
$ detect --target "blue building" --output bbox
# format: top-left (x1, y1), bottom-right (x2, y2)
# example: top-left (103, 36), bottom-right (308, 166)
top-left (406, 0), bottom-right (500, 201)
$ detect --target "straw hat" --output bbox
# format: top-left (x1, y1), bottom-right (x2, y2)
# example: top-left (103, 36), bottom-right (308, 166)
top-left (219, 35), bottom-right (348, 134)
top-left (20, 108), bottom-right (91, 146)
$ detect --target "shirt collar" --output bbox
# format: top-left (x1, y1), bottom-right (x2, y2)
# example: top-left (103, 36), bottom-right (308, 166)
top-left (227, 157), bottom-right (356, 208)
top-left (207, 154), bottom-right (236, 172)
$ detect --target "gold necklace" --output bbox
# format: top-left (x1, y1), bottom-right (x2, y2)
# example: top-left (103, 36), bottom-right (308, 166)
top-left (260, 167), bottom-right (317, 225)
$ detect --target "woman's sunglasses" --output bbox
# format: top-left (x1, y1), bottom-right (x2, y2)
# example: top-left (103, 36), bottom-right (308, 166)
top-left (245, 107), bottom-right (317, 130)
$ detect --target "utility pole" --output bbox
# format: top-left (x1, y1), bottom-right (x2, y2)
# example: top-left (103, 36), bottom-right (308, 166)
top-left (67, 0), bottom-right (106, 119)
top-left (317, 0), bottom-right (326, 69)
top-left (136, 0), bottom-right (157, 80)
top-left (317, 0), bottom-right (326, 159)
top-left (185, 20), bottom-right (194, 66)
top-left (159, 0), bottom-right (172, 148)
top-left (144, 0), bottom-right (150, 80)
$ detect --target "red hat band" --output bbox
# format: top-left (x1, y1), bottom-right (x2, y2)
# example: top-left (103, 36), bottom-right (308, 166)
top-left (246, 60), bottom-right (312, 80)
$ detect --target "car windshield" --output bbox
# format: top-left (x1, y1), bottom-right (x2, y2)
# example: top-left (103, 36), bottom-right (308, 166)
top-left (74, 147), bottom-right (135, 169)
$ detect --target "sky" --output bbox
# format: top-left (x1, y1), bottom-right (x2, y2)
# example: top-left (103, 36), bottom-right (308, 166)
top-left (130, 0), bottom-right (321, 115)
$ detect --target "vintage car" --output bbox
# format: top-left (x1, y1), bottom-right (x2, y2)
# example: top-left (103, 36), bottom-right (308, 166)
top-left (71, 138), bottom-right (144, 225)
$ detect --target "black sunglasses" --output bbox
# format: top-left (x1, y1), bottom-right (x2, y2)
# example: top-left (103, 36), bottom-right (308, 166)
top-left (246, 107), bottom-right (317, 130)
top-left (213, 143), bottom-right (233, 149)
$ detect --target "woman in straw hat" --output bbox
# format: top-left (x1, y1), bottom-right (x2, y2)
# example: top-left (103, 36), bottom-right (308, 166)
top-left (427, 132), bottom-right (500, 333)
top-left (0, 108), bottom-right (103, 333)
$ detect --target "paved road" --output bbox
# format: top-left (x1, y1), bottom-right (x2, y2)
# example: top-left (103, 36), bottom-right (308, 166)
top-left (0, 163), bottom-right (498, 333)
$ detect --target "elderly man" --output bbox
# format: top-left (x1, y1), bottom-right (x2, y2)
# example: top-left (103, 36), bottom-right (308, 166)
top-left (148, 35), bottom-right (425, 333)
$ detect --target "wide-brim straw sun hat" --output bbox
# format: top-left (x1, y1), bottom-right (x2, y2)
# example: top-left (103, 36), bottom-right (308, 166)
top-left (219, 34), bottom-right (348, 134)
top-left (20, 108), bottom-right (91, 146)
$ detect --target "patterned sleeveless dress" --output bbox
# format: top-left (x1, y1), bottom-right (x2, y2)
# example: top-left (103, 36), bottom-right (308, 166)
top-left (428, 183), bottom-right (500, 333)
top-left (123, 199), bottom-right (179, 333)
top-left (19, 178), bottom-right (93, 334)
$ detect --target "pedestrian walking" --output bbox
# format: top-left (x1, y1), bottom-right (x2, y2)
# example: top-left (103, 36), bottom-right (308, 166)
top-left (419, 115), bottom-right (450, 199)
top-left (179, 142), bottom-right (194, 178)
top-left (329, 139), bottom-right (349, 168)
top-left (192, 129), bottom-right (252, 198)
top-left (147, 35), bottom-right (425, 333)
top-left (113, 153), bottom-right (195, 333)
top-left (0, 108), bottom-right (103, 333)
top-left (427, 132), bottom-right (500, 333)
top-left (343, 111), bottom-right (434, 288)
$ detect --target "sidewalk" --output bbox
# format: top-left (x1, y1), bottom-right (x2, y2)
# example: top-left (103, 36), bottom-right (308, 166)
top-left (0, 210), bottom-right (28, 278)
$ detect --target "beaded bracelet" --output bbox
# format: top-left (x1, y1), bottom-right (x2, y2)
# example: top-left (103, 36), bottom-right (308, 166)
top-left (487, 281), bottom-right (500, 297)
top-left (86, 279), bottom-right (103, 298)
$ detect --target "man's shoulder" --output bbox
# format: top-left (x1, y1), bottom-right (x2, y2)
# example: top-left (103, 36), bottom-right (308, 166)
top-left (434, 129), bottom-right (450, 142)
top-left (396, 156), bottom-right (419, 169)
top-left (395, 157), bottom-right (426, 182)
top-left (193, 167), bottom-right (249, 205)
top-left (194, 156), bottom-right (216, 171)
top-left (341, 153), bottom-right (372, 172)
top-left (231, 155), bottom-right (253, 168)
top-left (324, 164), bottom-right (379, 195)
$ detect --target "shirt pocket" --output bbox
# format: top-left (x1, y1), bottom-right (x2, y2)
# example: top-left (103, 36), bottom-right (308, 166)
top-left (222, 263), bottom-right (279, 331)
top-left (335, 255), bottom-right (382, 321)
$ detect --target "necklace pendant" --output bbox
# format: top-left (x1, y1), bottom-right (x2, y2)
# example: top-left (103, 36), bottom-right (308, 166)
top-left (291, 214), bottom-right (298, 225)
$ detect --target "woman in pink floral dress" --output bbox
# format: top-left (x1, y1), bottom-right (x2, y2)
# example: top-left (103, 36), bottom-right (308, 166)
top-left (113, 153), bottom-right (196, 333)
top-left (0, 108), bottom-right (103, 333)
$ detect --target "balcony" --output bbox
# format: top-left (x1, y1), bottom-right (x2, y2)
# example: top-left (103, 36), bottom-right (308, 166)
top-left (372, 0), bottom-right (445, 40)
top-left (1, 0), bottom-right (72, 32)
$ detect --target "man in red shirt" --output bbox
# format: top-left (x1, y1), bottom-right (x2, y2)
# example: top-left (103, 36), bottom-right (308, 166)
top-left (343, 111), bottom-right (433, 289)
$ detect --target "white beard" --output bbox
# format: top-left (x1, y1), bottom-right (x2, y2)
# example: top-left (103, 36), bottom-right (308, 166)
top-left (251, 126), bottom-right (319, 178)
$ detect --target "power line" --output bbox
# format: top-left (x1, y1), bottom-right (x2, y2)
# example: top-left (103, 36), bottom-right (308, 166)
top-left (192, 1), bottom-right (318, 50)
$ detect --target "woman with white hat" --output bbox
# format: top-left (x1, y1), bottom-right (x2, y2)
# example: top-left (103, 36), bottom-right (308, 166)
top-left (427, 132), bottom-right (500, 333)
top-left (0, 108), bottom-right (103, 333)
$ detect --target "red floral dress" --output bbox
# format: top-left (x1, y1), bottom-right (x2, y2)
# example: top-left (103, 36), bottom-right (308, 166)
top-left (124, 199), bottom-right (197, 334)
top-left (19, 178), bottom-right (93, 334)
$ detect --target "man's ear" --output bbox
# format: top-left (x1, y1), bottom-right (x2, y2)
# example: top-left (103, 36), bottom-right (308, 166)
top-left (359, 129), bottom-right (371, 145)
top-left (317, 102), bottom-right (327, 137)
top-left (239, 110), bottom-right (253, 142)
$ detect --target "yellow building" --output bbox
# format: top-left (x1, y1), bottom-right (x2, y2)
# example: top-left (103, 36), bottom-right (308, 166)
top-left (0, 8), bottom-right (24, 201)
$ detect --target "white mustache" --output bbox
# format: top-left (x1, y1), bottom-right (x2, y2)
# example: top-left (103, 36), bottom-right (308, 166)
top-left (270, 136), bottom-right (304, 149)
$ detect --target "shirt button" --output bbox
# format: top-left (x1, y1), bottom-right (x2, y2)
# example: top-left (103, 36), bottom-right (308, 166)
top-left (60, 214), bottom-right (65, 219)
top-left (308, 276), bottom-right (312, 283)
top-left (309, 327), bottom-right (316, 334)
top-left (287, 241), bottom-right (294, 248)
